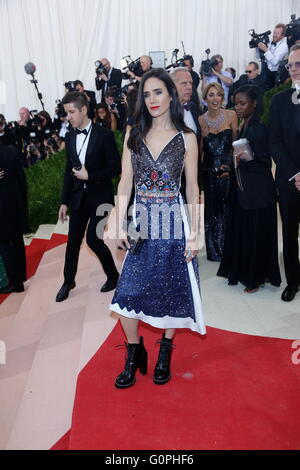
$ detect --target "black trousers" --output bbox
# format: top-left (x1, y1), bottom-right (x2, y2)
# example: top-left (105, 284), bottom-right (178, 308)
top-left (0, 235), bottom-right (26, 286)
top-left (279, 187), bottom-right (300, 289)
top-left (63, 195), bottom-right (119, 285)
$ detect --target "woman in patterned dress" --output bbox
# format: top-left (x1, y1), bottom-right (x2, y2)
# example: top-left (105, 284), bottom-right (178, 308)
top-left (110, 68), bottom-right (205, 389)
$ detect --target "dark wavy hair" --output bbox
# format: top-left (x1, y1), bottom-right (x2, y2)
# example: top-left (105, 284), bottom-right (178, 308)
top-left (127, 68), bottom-right (192, 152)
top-left (233, 85), bottom-right (263, 125)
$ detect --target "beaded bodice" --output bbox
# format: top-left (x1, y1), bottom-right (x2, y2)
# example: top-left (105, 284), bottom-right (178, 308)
top-left (131, 132), bottom-right (185, 201)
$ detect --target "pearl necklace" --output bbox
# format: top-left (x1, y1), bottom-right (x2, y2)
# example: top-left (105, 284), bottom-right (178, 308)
top-left (204, 109), bottom-right (225, 131)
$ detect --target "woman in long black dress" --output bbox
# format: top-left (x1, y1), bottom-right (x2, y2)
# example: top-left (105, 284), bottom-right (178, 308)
top-left (199, 83), bottom-right (238, 261)
top-left (217, 85), bottom-right (281, 292)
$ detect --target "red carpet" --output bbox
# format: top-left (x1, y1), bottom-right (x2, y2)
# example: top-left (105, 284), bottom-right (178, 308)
top-left (0, 234), bottom-right (67, 305)
top-left (51, 322), bottom-right (300, 450)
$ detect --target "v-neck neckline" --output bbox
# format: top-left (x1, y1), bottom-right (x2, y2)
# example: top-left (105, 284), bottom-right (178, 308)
top-left (143, 132), bottom-right (181, 162)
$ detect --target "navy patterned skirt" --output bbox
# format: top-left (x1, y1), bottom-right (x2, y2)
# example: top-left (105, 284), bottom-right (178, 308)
top-left (110, 194), bottom-right (206, 334)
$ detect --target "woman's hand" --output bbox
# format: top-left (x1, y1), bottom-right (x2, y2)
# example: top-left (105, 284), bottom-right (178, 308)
top-left (184, 238), bottom-right (199, 263)
top-left (218, 164), bottom-right (230, 179)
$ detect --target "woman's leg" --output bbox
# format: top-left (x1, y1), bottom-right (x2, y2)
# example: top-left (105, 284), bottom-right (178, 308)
top-left (164, 328), bottom-right (176, 339)
top-left (119, 316), bottom-right (140, 343)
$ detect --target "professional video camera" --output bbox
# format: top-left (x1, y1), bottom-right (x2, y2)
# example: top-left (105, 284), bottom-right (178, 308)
top-left (165, 48), bottom-right (185, 70)
top-left (64, 81), bottom-right (76, 92)
top-left (30, 110), bottom-right (42, 126)
top-left (121, 56), bottom-right (143, 77)
top-left (285, 14), bottom-right (300, 47)
top-left (248, 29), bottom-right (271, 49)
top-left (199, 49), bottom-right (219, 77)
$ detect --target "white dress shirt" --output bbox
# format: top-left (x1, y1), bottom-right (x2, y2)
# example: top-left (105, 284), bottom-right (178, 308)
top-left (184, 109), bottom-right (197, 134)
top-left (203, 70), bottom-right (233, 105)
top-left (76, 120), bottom-right (92, 167)
top-left (264, 38), bottom-right (289, 72)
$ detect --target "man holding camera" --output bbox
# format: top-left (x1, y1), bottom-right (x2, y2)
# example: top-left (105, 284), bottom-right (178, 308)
top-left (257, 23), bottom-right (289, 91)
top-left (96, 58), bottom-right (122, 102)
top-left (201, 54), bottom-right (233, 106)
top-left (74, 80), bottom-right (97, 120)
top-left (55, 91), bottom-right (121, 302)
top-left (127, 55), bottom-right (153, 81)
top-left (269, 44), bottom-right (300, 302)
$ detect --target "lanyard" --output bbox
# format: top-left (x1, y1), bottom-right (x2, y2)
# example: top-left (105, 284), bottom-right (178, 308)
top-left (77, 123), bottom-right (92, 160)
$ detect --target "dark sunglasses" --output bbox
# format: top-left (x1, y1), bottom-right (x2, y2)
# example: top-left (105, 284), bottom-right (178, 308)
top-left (245, 70), bottom-right (254, 74)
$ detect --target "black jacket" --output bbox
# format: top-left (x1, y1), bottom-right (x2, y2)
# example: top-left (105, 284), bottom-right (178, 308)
top-left (96, 68), bottom-right (123, 97)
top-left (235, 120), bottom-right (277, 210)
top-left (0, 145), bottom-right (29, 239)
top-left (269, 88), bottom-right (300, 198)
top-left (61, 123), bottom-right (121, 211)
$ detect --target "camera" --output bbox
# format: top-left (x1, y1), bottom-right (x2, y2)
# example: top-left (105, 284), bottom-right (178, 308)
top-left (95, 60), bottom-right (106, 76)
top-left (55, 99), bottom-right (67, 118)
top-left (285, 14), bottom-right (300, 47)
top-left (248, 29), bottom-right (271, 49)
top-left (64, 81), bottom-right (76, 92)
top-left (121, 56), bottom-right (143, 77)
top-left (30, 110), bottom-right (42, 126)
top-left (199, 49), bottom-right (219, 77)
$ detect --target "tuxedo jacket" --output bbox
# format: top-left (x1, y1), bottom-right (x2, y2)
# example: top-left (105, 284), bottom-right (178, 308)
top-left (96, 68), bottom-right (123, 97)
top-left (269, 88), bottom-right (300, 199)
top-left (85, 90), bottom-right (97, 119)
top-left (61, 123), bottom-right (121, 211)
top-left (236, 120), bottom-right (277, 210)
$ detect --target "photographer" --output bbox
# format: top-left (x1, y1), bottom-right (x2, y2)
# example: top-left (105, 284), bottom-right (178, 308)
top-left (0, 114), bottom-right (16, 146)
top-left (104, 87), bottom-right (127, 130)
top-left (127, 55), bottom-right (152, 81)
top-left (43, 132), bottom-right (65, 158)
top-left (228, 62), bottom-right (265, 106)
top-left (94, 103), bottom-right (118, 130)
top-left (201, 54), bottom-right (233, 106)
top-left (95, 58), bottom-right (122, 101)
top-left (183, 55), bottom-right (200, 89)
top-left (74, 80), bottom-right (97, 119)
top-left (257, 23), bottom-right (289, 90)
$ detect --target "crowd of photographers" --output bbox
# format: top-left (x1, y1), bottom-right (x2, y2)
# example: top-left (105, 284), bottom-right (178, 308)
top-left (0, 15), bottom-right (299, 169)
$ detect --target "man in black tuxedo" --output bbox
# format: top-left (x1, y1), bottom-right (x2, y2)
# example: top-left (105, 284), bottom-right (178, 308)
top-left (95, 58), bottom-right (122, 102)
top-left (74, 80), bottom-right (97, 120)
top-left (269, 44), bottom-right (300, 302)
top-left (56, 92), bottom-right (121, 302)
top-left (170, 67), bottom-right (202, 196)
top-left (0, 146), bottom-right (28, 294)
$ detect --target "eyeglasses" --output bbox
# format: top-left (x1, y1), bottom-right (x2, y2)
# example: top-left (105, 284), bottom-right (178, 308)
top-left (245, 70), bottom-right (253, 74)
top-left (285, 62), bottom-right (300, 71)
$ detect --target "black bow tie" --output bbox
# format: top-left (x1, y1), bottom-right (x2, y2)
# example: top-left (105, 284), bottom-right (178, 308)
top-left (75, 128), bottom-right (88, 135)
top-left (184, 102), bottom-right (192, 111)
top-left (271, 41), bottom-right (277, 46)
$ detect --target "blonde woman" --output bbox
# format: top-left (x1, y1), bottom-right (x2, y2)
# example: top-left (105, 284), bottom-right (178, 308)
top-left (199, 83), bottom-right (238, 261)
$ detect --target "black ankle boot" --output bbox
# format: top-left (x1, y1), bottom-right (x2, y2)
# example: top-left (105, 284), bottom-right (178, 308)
top-left (153, 334), bottom-right (174, 385)
top-left (115, 336), bottom-right (148, 389)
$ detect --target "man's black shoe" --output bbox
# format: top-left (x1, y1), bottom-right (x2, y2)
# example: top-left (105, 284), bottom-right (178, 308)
top-left (100, 277), bottom-right (119, 293)
top-left (0, 283), bottom-right (24, 294)
top-left (281, 285), bottom-right (299, 302)
top-left (55, 282), bottom-right (76, 302)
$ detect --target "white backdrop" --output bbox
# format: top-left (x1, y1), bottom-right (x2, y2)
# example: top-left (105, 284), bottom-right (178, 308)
top-left (0, 0), bottom-right (299, 119)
